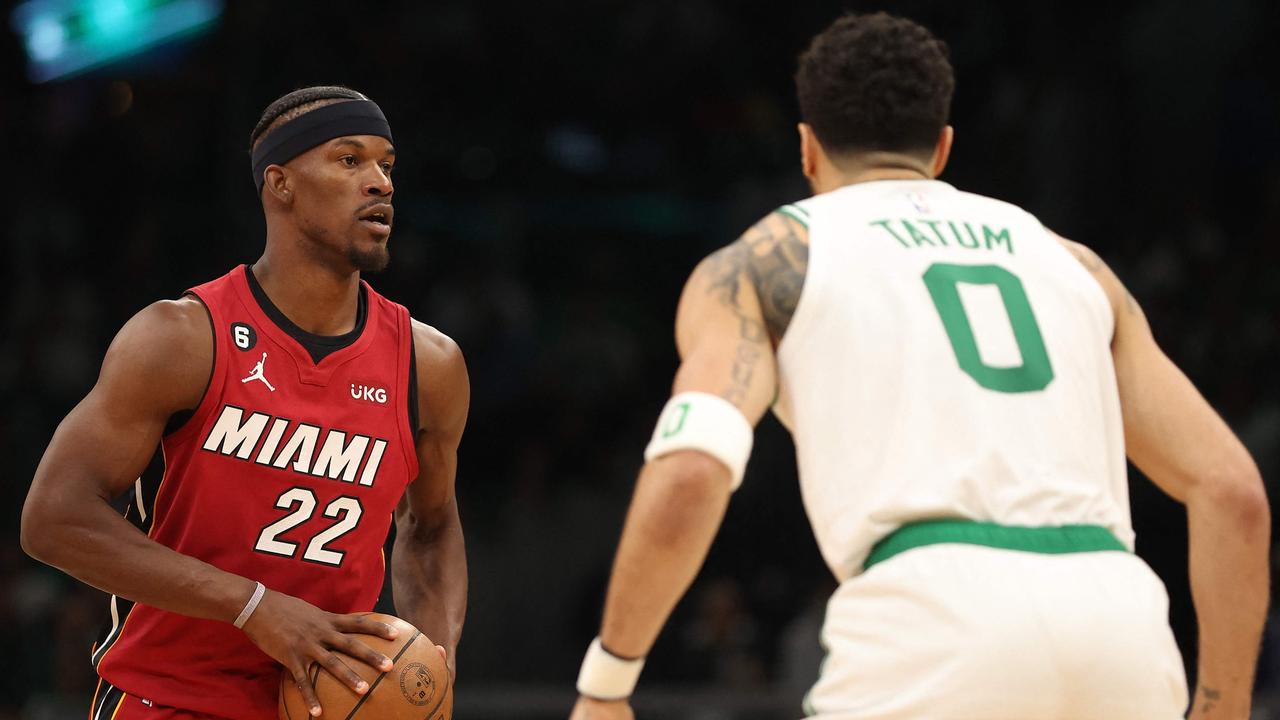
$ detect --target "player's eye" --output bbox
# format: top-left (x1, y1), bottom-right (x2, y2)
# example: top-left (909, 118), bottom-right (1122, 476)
top-left (380, 162), bottom-right (394, 175)
top-left (340, 155), bottom-right (357, 167)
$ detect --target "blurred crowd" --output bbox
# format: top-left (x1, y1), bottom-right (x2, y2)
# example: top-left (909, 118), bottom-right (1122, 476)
top-left (2, 1), bottom-right (1279, 717)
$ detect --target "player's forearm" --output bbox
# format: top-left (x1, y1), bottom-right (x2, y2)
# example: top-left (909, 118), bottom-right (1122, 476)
top-left (392, 502), bottom-right (467, 668)
top-left (22, 494), bottom-right (253, 623)
top-left (1185, 476), bottom-right (1270, 712)
top-left (598, 452), bottom-right (732, 659)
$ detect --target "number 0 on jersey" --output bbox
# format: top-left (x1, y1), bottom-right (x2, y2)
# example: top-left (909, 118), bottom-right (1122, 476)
top-left (923, 263), bottom-right (1055, 393)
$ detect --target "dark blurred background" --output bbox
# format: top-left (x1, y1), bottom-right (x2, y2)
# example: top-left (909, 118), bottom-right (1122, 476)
top-left (3, 0), bottom-right (1279, 718)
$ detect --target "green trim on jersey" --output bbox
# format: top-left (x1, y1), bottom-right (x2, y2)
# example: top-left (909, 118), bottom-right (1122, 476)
top-left (777, 204), bottom-right (809, 228)
top-left (864, 520), bottom-right (1127, 571)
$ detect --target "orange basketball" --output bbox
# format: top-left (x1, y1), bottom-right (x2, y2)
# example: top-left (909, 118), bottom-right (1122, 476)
top-left (278, 613), bottom-right (452, 720)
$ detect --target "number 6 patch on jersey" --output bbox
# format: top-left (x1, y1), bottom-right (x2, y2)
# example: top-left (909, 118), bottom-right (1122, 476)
top-left (231, 322), bottom-right (258, 351)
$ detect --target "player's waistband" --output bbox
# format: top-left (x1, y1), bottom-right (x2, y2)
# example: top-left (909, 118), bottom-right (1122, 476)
top-left (864, 519), bottom-right (1128, 571)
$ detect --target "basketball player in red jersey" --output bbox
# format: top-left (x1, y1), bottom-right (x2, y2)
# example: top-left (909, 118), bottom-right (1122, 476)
top-left (21, 86), bottom-right (468, 720)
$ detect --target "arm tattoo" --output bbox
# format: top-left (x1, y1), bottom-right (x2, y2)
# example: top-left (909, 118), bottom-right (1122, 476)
top-left (1067, 241), bottom-right (1141, 316)
top-left (699, 211), bottom-right (809, 405)
top-left (744, 213), bottom-right (809, 344)
top-left (1066, 242), bottom-right (1104, 273)
top-left (1199, 686), bottom-right (1221, 712)
top-left (702, 243), bottom-right (768, 405)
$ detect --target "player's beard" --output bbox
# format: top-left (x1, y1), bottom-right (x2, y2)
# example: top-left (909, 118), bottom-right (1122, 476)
top-left (348, 243), bottom-right (390, 274)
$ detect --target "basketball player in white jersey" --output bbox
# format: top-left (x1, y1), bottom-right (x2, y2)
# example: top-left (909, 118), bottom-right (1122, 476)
top-left (570, 12), bottom-right (1268, 720)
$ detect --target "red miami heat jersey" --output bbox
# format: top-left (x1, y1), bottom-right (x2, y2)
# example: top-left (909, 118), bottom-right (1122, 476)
top-left (92, 265), bottom-right (419, 718)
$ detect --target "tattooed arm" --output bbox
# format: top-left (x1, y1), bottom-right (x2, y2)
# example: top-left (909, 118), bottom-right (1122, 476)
top-left (570, 212), bottom-right (809, 720)
top-left (1057, 233), bottom-right (1269, 720)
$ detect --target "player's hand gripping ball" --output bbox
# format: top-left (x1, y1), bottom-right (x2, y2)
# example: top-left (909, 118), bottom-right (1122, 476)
top-left (278, 613), bottom-right (452, 720)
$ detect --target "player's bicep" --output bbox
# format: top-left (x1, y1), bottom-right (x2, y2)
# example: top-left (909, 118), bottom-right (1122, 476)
top-left (1055, 233), bottom-right (1258, 501)
top-left (30, 299), bottom-right (211, 505)
top-left (400, 325), bottom-right (469, 527)
top-left (672, 243), bottom-right (777, 425)
top-left (1112, 301), bottom-right (1257, 503)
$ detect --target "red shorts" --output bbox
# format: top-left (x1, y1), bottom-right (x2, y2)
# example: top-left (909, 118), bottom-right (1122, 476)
top-left (90, 678), bottom-right (272, 720)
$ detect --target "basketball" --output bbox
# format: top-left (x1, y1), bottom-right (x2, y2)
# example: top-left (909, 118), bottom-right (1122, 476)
top-left (278, 613), bottom-right (452, 720)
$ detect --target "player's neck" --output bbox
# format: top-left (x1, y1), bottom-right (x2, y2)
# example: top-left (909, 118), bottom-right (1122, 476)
top-left (250, 248), bottom-right (361, 337)
top-left (817, 152), bottom-right (935, 194)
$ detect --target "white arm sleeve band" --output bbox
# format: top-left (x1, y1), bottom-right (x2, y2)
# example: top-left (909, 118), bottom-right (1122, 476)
top-left (643, 391), bottom-right (754, 490)
top-left (576, 637), bottom-right (646, 700)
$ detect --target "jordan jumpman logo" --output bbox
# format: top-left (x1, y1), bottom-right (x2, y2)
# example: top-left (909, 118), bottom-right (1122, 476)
top-left (241, 352), bottom-right (276, 392)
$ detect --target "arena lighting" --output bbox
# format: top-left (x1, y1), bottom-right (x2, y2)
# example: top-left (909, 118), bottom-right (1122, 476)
top-left (11, 0), bottom-right (224, 83)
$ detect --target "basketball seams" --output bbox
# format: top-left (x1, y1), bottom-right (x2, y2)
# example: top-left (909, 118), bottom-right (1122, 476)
top-left (282, 620), bottom-right (448, 719)
top-left (419, 663), bottom-right (449, 720)
top-left (279, 672), bottom-right (295, 720)
top-left (342, 630), bottom-right (421, 720)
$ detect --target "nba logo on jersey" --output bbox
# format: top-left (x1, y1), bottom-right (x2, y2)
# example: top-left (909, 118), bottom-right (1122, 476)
top-left (906, 191), bottom-right (931, 214)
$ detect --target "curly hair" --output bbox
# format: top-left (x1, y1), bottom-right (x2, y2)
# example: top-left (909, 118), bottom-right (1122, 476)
top-left (795, 12), bottom-right (954, 159)
top-left (249, 85), bottom-right (368, 152)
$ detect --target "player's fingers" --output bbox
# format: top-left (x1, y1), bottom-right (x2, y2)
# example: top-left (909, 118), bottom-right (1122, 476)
top-left (290, 662), bottom-right (324, 717)
top-left (435, 644), bottom-right (447, 661)
top-left (336, 613), bottom-right (399, 640)
top-left (317, 650), bottom-right (369, 695)
top-left (334, 634), bottom-right (394, 673)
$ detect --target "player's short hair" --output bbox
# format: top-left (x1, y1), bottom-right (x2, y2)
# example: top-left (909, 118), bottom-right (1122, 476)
top-left (796, 12), bottom-right (954, 160)
top-left (249, 85), bottom-right (368, 152)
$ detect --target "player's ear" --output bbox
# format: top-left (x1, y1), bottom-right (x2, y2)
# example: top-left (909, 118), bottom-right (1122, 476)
top-left (930, 126), bottom-right (954, 178)
top-left (263, 165), bottom-right (293, 205)
top-left (798, 123), bottom-right (819, 182)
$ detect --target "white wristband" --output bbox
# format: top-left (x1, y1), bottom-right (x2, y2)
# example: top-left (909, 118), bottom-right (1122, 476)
top-left (643, 391), bottom-right (754, 490)
top-left (576, 637), bottom-right (645, 701)
top-left (233, 581), bottom-right (266, 629)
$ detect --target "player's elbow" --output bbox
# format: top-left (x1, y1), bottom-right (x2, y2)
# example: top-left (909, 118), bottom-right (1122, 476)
top-left (396, 500), bottom-right (459, 548)
top-left (1188, 460), bottom-right (1270, 534)
top-left (639, 451), bottom-right (733, 536)
top-left (654, 450), bottom-right (732, 494)
top-left (20, 491), bottom-right (59, 564)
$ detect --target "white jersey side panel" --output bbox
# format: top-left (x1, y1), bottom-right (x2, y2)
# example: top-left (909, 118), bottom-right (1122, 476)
top-left (774, 180), bottom-right (1131, 581)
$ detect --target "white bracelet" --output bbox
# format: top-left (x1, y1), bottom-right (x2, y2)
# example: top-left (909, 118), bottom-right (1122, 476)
top-left (233, 581), bottom-right (266, 629)
top-left (576, 637), bottom-right (645, 701)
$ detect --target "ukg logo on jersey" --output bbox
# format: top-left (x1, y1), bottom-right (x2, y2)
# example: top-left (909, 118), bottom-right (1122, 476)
top-left (350, 383), bottom-right (388, 405)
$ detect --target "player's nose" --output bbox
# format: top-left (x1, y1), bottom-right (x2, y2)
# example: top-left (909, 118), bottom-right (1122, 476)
top-left (364, 166), bottom-right (393, 197)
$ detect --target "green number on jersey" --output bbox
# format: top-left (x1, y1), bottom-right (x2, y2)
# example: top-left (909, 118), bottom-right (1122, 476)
top-left (922, 263), bottom-right (1054, 393)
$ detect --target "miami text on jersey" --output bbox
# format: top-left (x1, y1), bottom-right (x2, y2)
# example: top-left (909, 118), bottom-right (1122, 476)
top-left (201, 405), bottom-right (389, 486)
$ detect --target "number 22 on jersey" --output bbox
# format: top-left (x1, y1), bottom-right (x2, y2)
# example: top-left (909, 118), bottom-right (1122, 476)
top-left (255, 488), bottom-right (363, 567)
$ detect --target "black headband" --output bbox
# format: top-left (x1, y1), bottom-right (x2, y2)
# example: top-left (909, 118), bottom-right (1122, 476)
top-left (251, 99), bottom-right (394, 194)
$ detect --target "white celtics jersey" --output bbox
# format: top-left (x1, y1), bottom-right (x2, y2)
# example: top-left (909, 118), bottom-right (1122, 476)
top-left (772, 179), bottom-right (1133, 581)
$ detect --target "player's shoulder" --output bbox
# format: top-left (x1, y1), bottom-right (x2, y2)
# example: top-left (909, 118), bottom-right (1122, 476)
top-left (97, 296), bottom-right (212, 408)
top-left (115, 295), bottom-right (211, 354)
top-left (1044, 229), bottom-right (1131, 319)
top-left (703, 206), bottom-right (810, 274)
top-left (409, 319), bottom-right (466, 377)
top-left (408, 319), bottom-right (469, 429)
top-left (1044, 228), bottom-right (1107, 274)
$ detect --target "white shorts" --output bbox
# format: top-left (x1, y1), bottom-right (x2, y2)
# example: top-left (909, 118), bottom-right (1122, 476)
top-left (804, 544), bottom-right (1188, 719)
